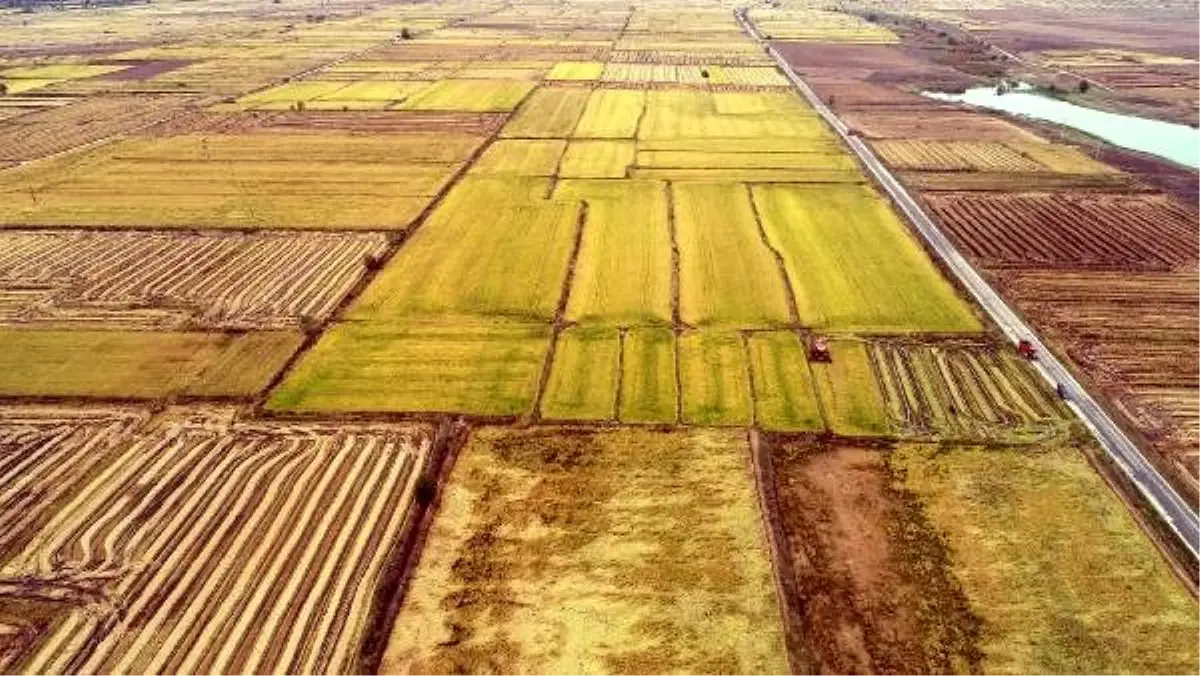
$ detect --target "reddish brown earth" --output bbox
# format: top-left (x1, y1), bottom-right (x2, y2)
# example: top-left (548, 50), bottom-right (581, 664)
top-left (757, 436), bottom-right (982, 674)
top-left (925, 191), bottom-right (1199, 270)
top-left (966, 9), bottom-right (1198, 57)
top-left (98, 59), bottom-right (193, 80)
top-left (773, 42), bottom-right (975, 89)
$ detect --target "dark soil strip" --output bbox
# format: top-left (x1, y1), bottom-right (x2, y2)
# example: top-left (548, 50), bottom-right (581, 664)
top-left (748, 430), bottom-right (806, 674)
top-left (741, 331), bottom-right (760, 428)
top-left (613, 327), bottom-right (628, 422)
top-left (530, 201), bottom-right (589, 421)
top-left (665, 182), bottom-right (684, 424)
top-left (745, 183), bottom-right (801, 325)
top-left (357, 418), bottom-right (471, 674)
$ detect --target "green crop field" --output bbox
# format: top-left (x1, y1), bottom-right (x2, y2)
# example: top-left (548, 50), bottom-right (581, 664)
top-left (753, 184), bottom-right (982, 333)
top-left (747, 331), bottom-right (824, 432)
top-left (0, 329), bottom-right (300, 398)
top-left (619, 326), bottom-right (678, 424)
top-left (268, 320), bottom-right (551, 415)
top-left (540, 325), bottom-right (620, 420)
top-left (809, 339), bottom-right (890, 436)
top-left (556, 179), bottom-right (673, 325)
top-left (679, 330), bottom-right (752, 426)
top-left (673, 182), bottom-right (793, 328)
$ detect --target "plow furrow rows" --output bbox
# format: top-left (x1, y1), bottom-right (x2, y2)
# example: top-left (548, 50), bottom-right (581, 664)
top-left (2, 419), bottom-right (430, 675)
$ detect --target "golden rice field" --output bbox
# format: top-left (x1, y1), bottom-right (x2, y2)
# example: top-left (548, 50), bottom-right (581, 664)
top-left (1, 0), bottom-right (1195, 673)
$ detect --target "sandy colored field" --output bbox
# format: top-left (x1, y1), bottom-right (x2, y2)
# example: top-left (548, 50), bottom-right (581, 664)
top-left (895, 442), bottom-right (1199, 673)
top-left (0, 230), bottom-right (388, 329)
top-left (470, 139), bottom-right (566, 176)
top-left (0, 329), bottom-right (301, 399)
top-left (500, 87), bottom-right (590, 138)
top-left (0, 412), bottom-right (432, 674)
top-left (759, 438), bottom-right (982, 673)
top-left (383, 427), bottom-right (789, 675)
top-left (268, 320), bottom-right (551, 415)
top-left (0, 133), bottom-right (480, 230)
top-left (753, 183), bottom-right (982, 333)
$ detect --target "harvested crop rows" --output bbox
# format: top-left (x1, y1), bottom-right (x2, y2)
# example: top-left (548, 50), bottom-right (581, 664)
top-left (872, 139), bottom-right (1049, 173)
top-left (0, 415), bottom-right (432, 675)
top-left (0, 231), bottom-right (388, 329)
top-left (926, 192), bottom-right (1199, 270)
top-left (866, 339), bottom-right (1067, 440)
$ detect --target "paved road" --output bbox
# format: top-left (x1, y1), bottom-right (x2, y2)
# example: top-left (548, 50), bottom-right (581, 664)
top-left (735, 9), bottom-right (1200, 561)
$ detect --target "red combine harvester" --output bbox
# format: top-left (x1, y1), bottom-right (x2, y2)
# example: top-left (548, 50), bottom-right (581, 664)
top-left (809, 336), bottom-right (832, 363)
top-left (1017, 339), bottom-right (1037, 360)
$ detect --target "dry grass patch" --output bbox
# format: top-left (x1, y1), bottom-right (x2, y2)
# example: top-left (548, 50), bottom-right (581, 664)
top-left (383, 427), bottom-right (789, 674)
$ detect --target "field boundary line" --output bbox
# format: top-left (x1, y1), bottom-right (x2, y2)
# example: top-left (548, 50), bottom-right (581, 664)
top-left (530, 200), bottom-right (589, 421)
top-left (613, 327), bottom-right (628, 422)
top-left (745, 183), bottom-right (801, 325)
top-left (735, 7), bottom-right (1200, 564)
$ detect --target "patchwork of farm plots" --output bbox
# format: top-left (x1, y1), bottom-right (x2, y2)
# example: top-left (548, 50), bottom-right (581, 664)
top-left (778, 24), bottom-right (1200, 499)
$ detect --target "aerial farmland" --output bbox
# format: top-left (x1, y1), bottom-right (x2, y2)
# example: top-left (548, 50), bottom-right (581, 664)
top-left (0, 0), bottom-right (1196, 673)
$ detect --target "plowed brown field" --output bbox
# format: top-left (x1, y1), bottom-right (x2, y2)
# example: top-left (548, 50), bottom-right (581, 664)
top-left (0, 413), bottom-right (432, 675)
top-left (927, 192), bottom-right (1199, 270)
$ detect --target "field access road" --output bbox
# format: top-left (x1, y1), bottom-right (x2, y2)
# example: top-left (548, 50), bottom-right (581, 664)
top-left (734, 8), bottom-right (1200, 562)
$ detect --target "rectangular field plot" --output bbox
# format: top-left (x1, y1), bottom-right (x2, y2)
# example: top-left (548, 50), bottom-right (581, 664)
top-left (470, 139), bottom-right (565, 176)
top-left (0, 413), bottom-right (432, 674)
top-left (500, 87), bottom-right (590, 138)
top-left (383, 427), bottom-right (788, 674)
top-left (674, 182), bottom-right (793, 328)
top-left (348, 179), bottom-right (580, 323)
top-left (679, 331), bottom-right (753, 426)
top-left (0, 231), bottom-right (388, 329)
top-left (867, 340), bottom-right (1068, 441)
top-left (753, 184), bottom-right (981, 333)
top-left (871, 139), bottom-right (1052, 172)
top-left (546, 61), bottom-right (604, 80)
top-left (748, 331), bottom-right (823, 432)
top-left (396, 79), bottom-right (535, 112)
top-left (618, 326), bottom-right (678, 424)
top-left (555, 180), bottom-right (672, 325)
top-left (809, 339), bottom-right (890, 436)
top-left (573, 89), bottom-right (645, 138)
top-left (0, 329), bottom-right (301, 399)
top-left (268, 321), bottom-right (551, 416)
top-left (925, 191), bottom-right (1198, 270)
top-left (0, 134), bottom-right (482, 230)
top-left (893, 442), bottom-right (1199, 673)
top-left (539, 325), bottom-right (620, 421)
top-left (558, 140), bottom-right (635, 178)
top-left (638, 90), bottom-right (830, 141)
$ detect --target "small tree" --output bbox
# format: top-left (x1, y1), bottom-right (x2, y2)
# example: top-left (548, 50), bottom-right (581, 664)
top-left (0, 82), bottom-right (7, 96)
top-left (399, 26), bottom-right (412, 39)
top-left (700, 68), bottom-right (709, 79)
top-left (1078, 79), bottom-right (1090, 93)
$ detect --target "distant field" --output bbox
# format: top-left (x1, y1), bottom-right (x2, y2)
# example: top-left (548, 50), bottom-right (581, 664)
top-left (383, 427), bottom-right (788, 674)
top-left (0, 329), bottom-right (301, 398)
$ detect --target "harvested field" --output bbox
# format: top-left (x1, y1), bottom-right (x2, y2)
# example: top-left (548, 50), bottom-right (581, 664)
top-left (269, 321), bottom-right (552, 416)
top-left (872, 140), bottom-right (1049, 173)
top-left (383, 427), bottom-right (788, 674)
top-left (758, 437), bottom-right (983, 673)
top-left (674, 182), bottom-right (793, 328)
top-left (752, 184), bottom-right (982, 333)
top-left (926, 191), bottom-right (1198, 270)
top-left (901, 170), bottom-right (1138, 192)
top-left (0, 134), bottom-right (482, 230)
top-left (895, 442), bottom-right (1200, 673)
top-left (866, 339), bottom-right (1068, 441)
top-left (0, 231), bottom-right (388, 329)
top-left (0, 407), bottom-right (146, 563)
top-left (0, 413), bottom-right (432, 674)
top-left (840, 110), bottom-right (1041, 142)
top-left (0, 329), bottom-right (302, 399)
top-left (0, 94), bottom-right (196, 162)
top-left (500, 87), bottom-right (590, 138)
